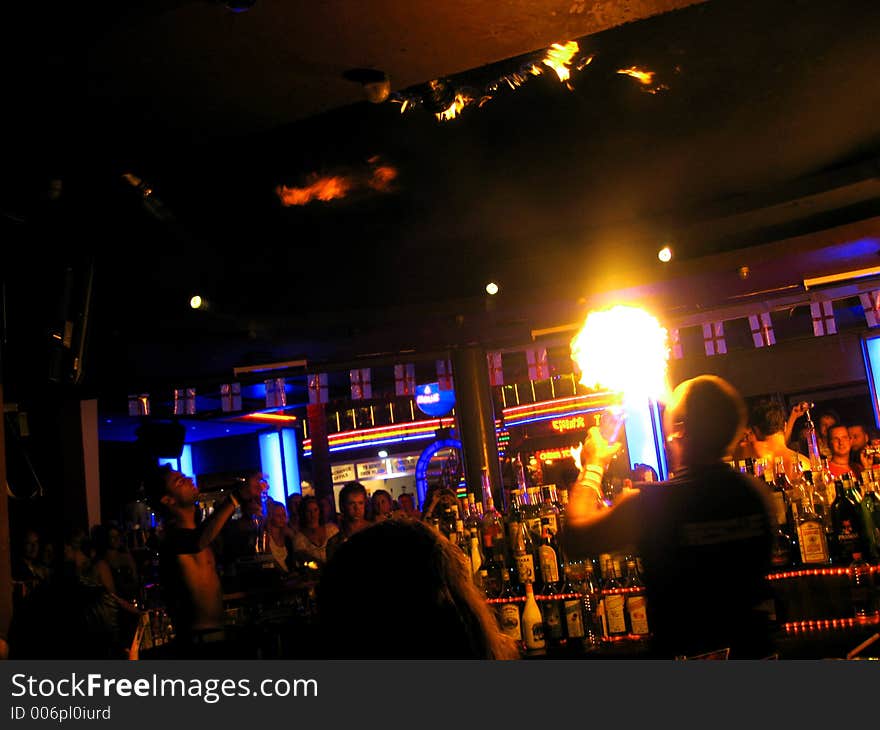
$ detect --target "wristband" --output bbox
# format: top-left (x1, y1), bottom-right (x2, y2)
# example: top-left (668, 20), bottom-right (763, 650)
top-left (583, 464), bottom-right (604, 476)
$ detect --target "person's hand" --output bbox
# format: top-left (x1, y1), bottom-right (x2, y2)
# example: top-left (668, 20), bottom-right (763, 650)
top-left (789, 401), bottom-right (810, 421)
top-left (573, 425), bottom-right (622, 469)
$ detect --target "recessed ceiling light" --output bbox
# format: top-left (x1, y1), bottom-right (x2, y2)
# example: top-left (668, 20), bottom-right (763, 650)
top-left (378, 449), bottom-right (389, 458)
top-left (657, 246), bottom-right (672, 263)
top-left (485, 282), bottom-right (500, 295)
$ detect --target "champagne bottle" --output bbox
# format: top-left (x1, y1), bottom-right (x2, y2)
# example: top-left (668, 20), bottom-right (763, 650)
top-left (521, 581), bottom-right (546, 656)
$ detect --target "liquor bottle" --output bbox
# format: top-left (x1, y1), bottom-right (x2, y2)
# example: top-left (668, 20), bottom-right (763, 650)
top-left (848, 552), bottom-right (877, 620)
top-left (559, 562), bottom-right (586, 656)
top-left (539, 578), bottom-right (565, 654)
top-left (480, 471), bottom-right (509, 564)
top-left (623, 556), bottom-right (651, 637)
top-left (859, 478), bottom-right (880, 561)
top-left (769, 457), bottom-right (797, 569)
top-left (793, 481), bottom-right (830, 565)
top-left (496, 569), bottom-right (523, 650)
top-left (481, 547), bottom-right (505, 599)
top-left (802, 403), bottom-right (823, 474)
top-left (521, 581), bottom-right (546, 656)
top-left (805, 468), bottom-right (832, 540)
top-left (830, 478), bottom-right (870, 564)
top-left (468, 531), bottom-right (484, 587)
top-left (537, 487), bottom-right (562, 589)
top-left (511, 512), bottom-right (537, 592)
top-left (577, 559), bottom-right (603, 651)
top-left (524, 486), bottom-right (543, 543)
top-left (513, 452), bottom-right (528, 492)
top-left (601, 556), bottom-right (628, 639)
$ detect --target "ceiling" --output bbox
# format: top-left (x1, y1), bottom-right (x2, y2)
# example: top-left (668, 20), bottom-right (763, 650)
top-left (4, 0), bottom-right (880, 413)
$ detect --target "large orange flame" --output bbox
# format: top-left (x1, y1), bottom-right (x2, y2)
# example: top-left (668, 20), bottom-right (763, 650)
top-left (570, 305), bottom-right (671, 405)
top-left (276, 157), bottom-right (398, 206)
top-left (542, 41), bottom-right (579, 83)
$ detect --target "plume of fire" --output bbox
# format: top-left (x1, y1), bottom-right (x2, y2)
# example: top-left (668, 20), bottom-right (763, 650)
top-left (542, 41), bottom-right (579, 83)
top-left (436, 91), bottom-right (473, 121)
top-left (617, 66), bottom-right (655, 85)
top-left (570, 305), bottom-right (671, 408)
top-left (276, 157), bottom-right (398, 206)
top-left (616, 66), bottom-right (669, 94)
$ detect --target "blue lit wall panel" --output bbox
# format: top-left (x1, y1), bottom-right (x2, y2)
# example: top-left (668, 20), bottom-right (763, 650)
top-left (259, 431), bottom-right (286, 504)
top-left (282, 428), bottom-right (301, 496)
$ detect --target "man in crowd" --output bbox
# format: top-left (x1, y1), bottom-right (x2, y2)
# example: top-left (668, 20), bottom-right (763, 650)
top-left (563, 374), bottom-right (775, 659)
top-left (748, 398), bottom-right (810, 479)
top-left (826, 424), bottom-right (862, 479)
top-left (325, 481), bottom-right (370, 561)
top-left (145, 465), bottom-right (261, 658)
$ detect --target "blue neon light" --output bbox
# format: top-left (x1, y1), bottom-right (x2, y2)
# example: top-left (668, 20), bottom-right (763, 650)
top-left (415, 438), bottom-right (462, 507)
top-left (622, 399), bottom-right (667, 481)
top-left (282, 428), bottom-right (301, 497)
top-left (861, 334), bottom-right (880, 430)
top-left (259, 432), bottom-right (286, 504)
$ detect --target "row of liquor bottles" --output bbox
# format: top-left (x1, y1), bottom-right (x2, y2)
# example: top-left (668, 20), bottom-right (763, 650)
top-left (428, 478), bottom-right (651, 655)
top-left (495, 554), bottom-right (651, 657)
top-left (734, 456), bottom-right (880, 568)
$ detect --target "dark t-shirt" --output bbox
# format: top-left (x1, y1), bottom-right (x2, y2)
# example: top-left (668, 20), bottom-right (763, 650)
top-left (633, 464), bottom-right (775, 658)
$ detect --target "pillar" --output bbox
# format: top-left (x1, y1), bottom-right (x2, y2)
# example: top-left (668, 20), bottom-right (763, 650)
top-left (451, 346), bottom-right (502, 505)
top-left (306, 403), bottom-right (333, 503)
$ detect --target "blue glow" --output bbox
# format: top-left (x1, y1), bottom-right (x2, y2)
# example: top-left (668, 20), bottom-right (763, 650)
top-left (259, 432), bottom-right (286, 504)
top-left (415, 438), bottom-right (462, 507)
top-left (180, 444), bottom-right (194, 483)
top-left (622, 399), bottom-right (667, 481)
top-left (158, 457), bottom-right (179, 472)
top-left (861, 334), bottom-right (880, 430)
top-left (282, 428), bottom-right (301, 497)
top-left (302, 432), bottom-right (438, 457)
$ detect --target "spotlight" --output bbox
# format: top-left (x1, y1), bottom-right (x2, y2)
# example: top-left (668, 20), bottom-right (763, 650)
top-left (657, 246), bottom-right (672, 263)
top-left (485, 282), bottom-right (500, 295)
top-left (190, 295), bottom-right (210, 310)
top-left (378, 450), bottom-right (389, 458)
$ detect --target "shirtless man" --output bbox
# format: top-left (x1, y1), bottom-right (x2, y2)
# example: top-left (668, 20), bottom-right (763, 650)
top-left (145, 465), bottom-right (261, 658)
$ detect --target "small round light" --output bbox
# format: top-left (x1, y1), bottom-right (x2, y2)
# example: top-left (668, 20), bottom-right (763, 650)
top-left (657, 246), bottom-right (672, 263)
top-left (485, 282), bottom-right (499, 295)
top-left (378, 450), bottom-right (389, 458)
top-left (190, 295), bottom-right (203, 309)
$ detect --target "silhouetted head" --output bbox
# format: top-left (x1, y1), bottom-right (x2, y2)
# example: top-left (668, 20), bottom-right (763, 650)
top-left (317, 519), bottom-right (518, 659)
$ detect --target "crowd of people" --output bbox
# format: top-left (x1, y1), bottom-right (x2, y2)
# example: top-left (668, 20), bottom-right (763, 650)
top-left (5, 379), bottom-right (878, 662)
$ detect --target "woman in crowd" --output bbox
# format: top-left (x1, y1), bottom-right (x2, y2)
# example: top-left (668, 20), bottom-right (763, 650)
top-left (370, 489), bottom-right (394, 522)
top-left (265, 500), bottom-right (296, 572)
top-left (293, 495), bottom-right (340, 567)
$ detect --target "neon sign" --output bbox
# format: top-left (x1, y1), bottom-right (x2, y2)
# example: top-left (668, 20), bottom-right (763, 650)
top-left (550, 415), bottom-right (587, 433)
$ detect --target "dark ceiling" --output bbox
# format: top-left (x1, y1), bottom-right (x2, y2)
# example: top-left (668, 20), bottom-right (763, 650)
top-left (3, 0), bottom-right (880, 410)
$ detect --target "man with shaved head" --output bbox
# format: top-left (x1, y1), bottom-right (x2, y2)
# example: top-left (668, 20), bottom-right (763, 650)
top-left (563, 374), bottom-right (775, 659)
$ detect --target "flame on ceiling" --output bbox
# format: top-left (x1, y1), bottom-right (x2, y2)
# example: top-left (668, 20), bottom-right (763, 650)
top-left (276, 156), bottom-right (398, 206)
top-left (616, 66), bottom-right (670, 94)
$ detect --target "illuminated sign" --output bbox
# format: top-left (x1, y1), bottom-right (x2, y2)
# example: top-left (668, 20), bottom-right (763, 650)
top-left (550, 415), bottom-right (587, 433)
top-left (415, 382), bottom-right (455, 417)
top-left (331, 463), bottom-right (356, 483)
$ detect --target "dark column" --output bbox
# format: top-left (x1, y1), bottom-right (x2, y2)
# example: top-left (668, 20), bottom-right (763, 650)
top-left (306, 403), bottom-right (333, 502)
top-left (451, 346), bottom-right (502, 505)
top-left (0, 384), bottom-right (12, 643)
